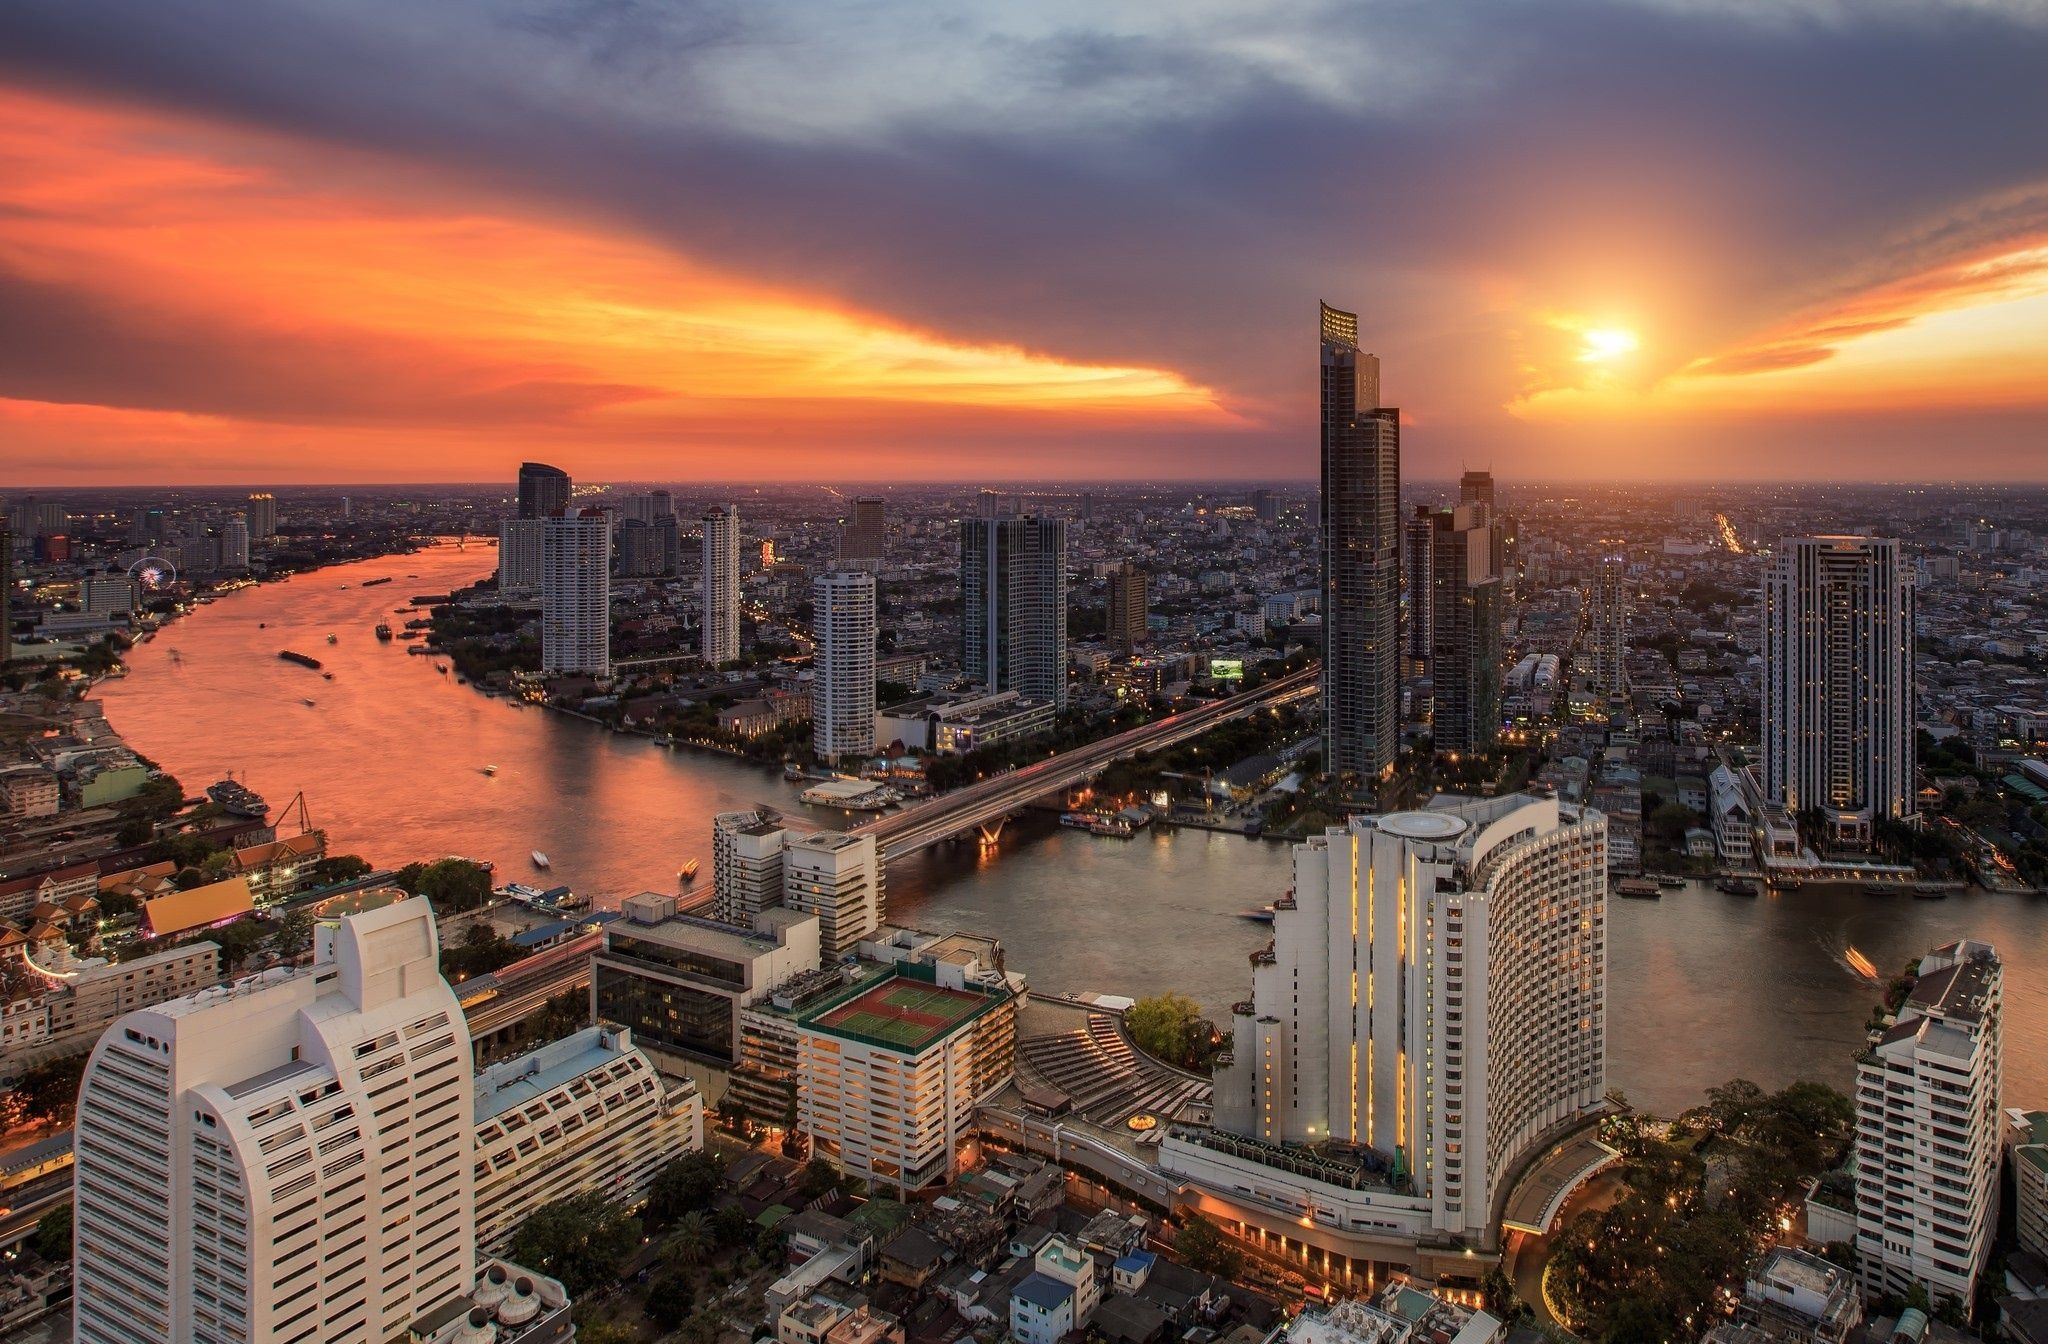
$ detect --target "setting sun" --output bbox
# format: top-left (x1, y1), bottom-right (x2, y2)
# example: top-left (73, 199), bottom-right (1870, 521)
top-left (1578, 327), bottom-right (1641, 363)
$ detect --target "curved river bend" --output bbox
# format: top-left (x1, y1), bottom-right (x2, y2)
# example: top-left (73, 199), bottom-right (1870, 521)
top-left (97, 545), bottom-right (2048, 1115)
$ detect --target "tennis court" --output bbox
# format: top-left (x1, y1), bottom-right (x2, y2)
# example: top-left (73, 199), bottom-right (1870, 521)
top-left (813, 978), bottom-right (987, 1050)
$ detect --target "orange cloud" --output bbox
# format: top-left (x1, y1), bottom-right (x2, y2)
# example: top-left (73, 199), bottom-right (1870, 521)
top-left (0, 85), bottom-right (1228, 481)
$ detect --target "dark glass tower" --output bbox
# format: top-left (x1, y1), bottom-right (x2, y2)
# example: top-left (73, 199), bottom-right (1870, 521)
top-left (517, 461), bottom-right (572, 519)
top-left (1319, 302), bottom-right (1400, 779)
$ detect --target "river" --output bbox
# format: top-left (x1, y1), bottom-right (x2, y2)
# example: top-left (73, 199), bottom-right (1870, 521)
top-left (95, 544), bottom-right (2047, 1116)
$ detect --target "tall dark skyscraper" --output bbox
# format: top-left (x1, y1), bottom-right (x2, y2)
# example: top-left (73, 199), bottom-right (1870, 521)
top-left (962, 510), bottom-right (1068, 710)
top-left (837, 496), bottom-right (886, 567)
top-left (1458, 469), bottom-right (1494, 514)
top-left (1319, 301), bottom-right (1400, 779)
top-left (517, 461), bottom-right (571, 519)
top-left (1428, 504), bottom-right (1503, 756)
top-left (1404, 503), bottom-right (1436, 672)
top-left (1106, 561), bottom-right (1148, 654)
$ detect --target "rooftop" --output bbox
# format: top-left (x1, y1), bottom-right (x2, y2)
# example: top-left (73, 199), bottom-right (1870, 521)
top-left (1013, 1272), bottom-right (1075, 1313)
top-left (475, 1025), bottom-right (642, 1122)
top-left (805, 967), bottom-right (1005, 1054)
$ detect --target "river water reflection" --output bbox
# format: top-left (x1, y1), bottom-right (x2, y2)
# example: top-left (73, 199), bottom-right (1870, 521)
top-left (96, 544), bottom-right (2047, 1115)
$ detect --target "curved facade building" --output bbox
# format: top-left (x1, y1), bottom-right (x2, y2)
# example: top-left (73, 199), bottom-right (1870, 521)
top-left (1174, 794), bottom-right (1606, 1258)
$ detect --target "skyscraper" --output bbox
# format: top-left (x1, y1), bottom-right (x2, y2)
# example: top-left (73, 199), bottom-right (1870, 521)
top-left (837, 496), bottom-right (886, 569)
top-left (1763, 535), bottom-right (1916, 847)
top-left (1404, 504), bottom-right (1436, 672)
top-left (1106, 561), bottom-right (1148, 654)
top-left (961, 512), bottom-right (1068, 710)
top-left (1250, 487), bottom-right (1280, 523)
top-left (72, 898), bottom-right (475, 1344)
top-left (0, 527), bottom-right (11, 666)
top-left (1853, 940), bottom-right (2002, 1311)
top-left (812, 570), bottom-right (877, 762)
top-left (541, 510), bottom-right (610, 675)
top-left (702, 505), bottom-right (741, 666)
top-left (497, 517), bottom-right (543, 593)
top-left (1428, 504), bottom-right (1502, 756)
top-left (221, 515), bottom-right (251, 570)
top-left (517, 461), bottom-right (571, 519)
top-left (1586, 553), bottom-right (1630, 698)
top-left (1457, 469), bottom-right (1494, 514)
top-left (243, 492), bottom-right (277, 539)
top-left (1319, 301), bottom-right (1401, 779)
top-left (1180, 795), bottom-right (1607, 1253)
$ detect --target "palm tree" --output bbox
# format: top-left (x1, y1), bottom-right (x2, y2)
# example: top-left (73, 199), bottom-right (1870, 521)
top-left (663, 1211), bottom-right (713, 1269)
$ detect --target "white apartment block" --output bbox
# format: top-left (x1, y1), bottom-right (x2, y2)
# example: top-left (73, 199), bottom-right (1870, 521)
top-left (72, 897), bottom-right (475, 1344)
top-left (472, 1024), bottom-right (704, 1250)
top-left (1178, 794), bottom-right (1607, 1254)
top-left (1, 940), bottom-right (218, 1070)
top-left (1854, 940), bottom-right (2002, 1312)
top-left (2008, 1108), bottom-right (2048, 1263)
top-left (782, 831), bottom-right (884, 960)
top-left (1587, 554), bottom-right (1630, 698)
top-left (1764, 535), bottom-right (1915, 848)
top-left (703, 505), bottom-right (742, 665)
top-left (498, 517), bottom-right (544, 594)
top-left (541, 512), bottom-right (611, 676)
top-left (812, 571), bottom-right (877, 762)
top-left (713, 808), bottom-right (789, 926)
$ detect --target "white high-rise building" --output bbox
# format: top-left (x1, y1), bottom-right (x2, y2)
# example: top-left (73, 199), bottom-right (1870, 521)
top-left (782, 831), bottom-right (884, 960)
top-left (702, 505), bottom-right (741, 666)
top-left (812, 571), bottom-right (877, 762)
top-left (1763, 536), bottom-right (1916, 848)
top-left (72, 897), bottom-right (475, 1344)
top-left (220, 516), bottom-right (251, 570)
top-left (497, 517), bottom-right (544, 594)
top-left (244, 492), bottom-right (278, 539)
top-left (1853, 940), bottom-right (2002, 1313)
top-left (541, 511), bottom-right (610, 676)
top-left (1586, 553), bottom-right (1629, 698)
top-left (712, 809), bottom-right (788, 926)
top-left (1170, 794), bottom-right (1607, 1257)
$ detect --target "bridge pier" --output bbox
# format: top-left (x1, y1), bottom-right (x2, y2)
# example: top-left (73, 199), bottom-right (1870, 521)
top-left (976, 818), bottom-right (1007, 847)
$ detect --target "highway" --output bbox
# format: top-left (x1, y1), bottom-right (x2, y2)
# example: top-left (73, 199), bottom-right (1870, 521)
top-left (852, 665), bottom-right (1320, 862)
top-left (458, 929), bottom-right (598, 1041)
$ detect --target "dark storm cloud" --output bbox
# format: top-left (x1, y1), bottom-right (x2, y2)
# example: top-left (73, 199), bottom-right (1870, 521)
top-left (1, 0), bottom-right (2044, 470)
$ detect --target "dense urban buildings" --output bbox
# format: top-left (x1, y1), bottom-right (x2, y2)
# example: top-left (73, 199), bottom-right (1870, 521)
top-left (540, 510), bottom-right (611, 676)
top-left (72, 898), bottom-right (475, 1344)
top-left (1853, 940), bottom-right (2003, 1311)
top-left (960, 502), bottom-right (1069, 710)
top-left (812, 570), bottom-right (878, 762)
top-left (703, 504), bottom-right (742, 666)
top-left (1426, 503), bottom-right (1502, 756)
top-left (1318, 302), bottom-right (1401, 779)
top-left (516, 461), bottom-right (571, 520)
top-left (1763, 535), bottom-right (1916, 848)
top-left (1175, 794), bottom-right (1607, 1269)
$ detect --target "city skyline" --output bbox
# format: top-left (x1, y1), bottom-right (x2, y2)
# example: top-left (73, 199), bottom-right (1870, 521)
top-left (1, 4), bottom-right (2045, 485)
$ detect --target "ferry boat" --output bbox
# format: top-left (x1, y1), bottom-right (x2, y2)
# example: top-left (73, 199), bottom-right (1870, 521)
top-left (1238, 906), bottom-right (1276, 924)
top-left (326, 634), bottom-right (338, 645)
top-left (1655, 875), bottom-right (1686, 889)
top-left (530, 850), bottom-right (551, 870)
top-left (1913, 883), bottom-right (1948, 900)
top-left (482, 765), bottom-right (498, 776)
top-left (278, 649), bottom-right (323, 670)
top-left (375, 623), bottom-right (393, 641)
top-left (1715, 878), bottom-right (1759, 897)
top-left (501, 882), bottom-right (584, 912)
top-left (1059, 813), bottom-right (1094, 829)
top-left (361, 576), bottom-right (393, 587)
top-left (207, 779), bottom-right (270, 817)
top-left (301, 698), bottom-right (318, 708)
top-left (678, 858), bottom-right (700, 884)
top-left (1614, 877), bottom-right (1662, 899)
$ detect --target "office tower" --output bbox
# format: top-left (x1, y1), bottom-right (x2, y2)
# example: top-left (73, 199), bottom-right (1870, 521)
top-left (1457, 470), bottom-right (1494, 515)
top-left (497, 518), bottom-right (544, 594)
top-left (1763, 536), bottom-right (1916, 849)
top-left (837, 496), bottom-right (886, 569)
top-left (72, 898), bottom-right (475, 1344)
top-left (1183, 795), bottom-right (1607, 1253)
top-left (1853, 941), bottom-right (2002, 1312)
top-left (1586, 553), bottom-right (1630, 698)
top-left (517, 461), bottom-right (571, 519)
top-left (0, 527), bottom-right (11, 666)
top-left (1428, 505), bottom-right (1503, 756)
top-left (961, 512), bottom-right (1068, 710)
top-left (649, 488), bottom-right (674, 520)
top-left (1106, 561), bottom-right (1148, 654)
top-left (781, 832), bottom-right (884, 960)
top-left (702, 505), bottom-right (741, 666)
top-left (615, 493), bottom-right (655, 525)
top-left (472, 1025), bottom-right (704, 1251)
top-left (339, 496), bottom-right (350, 519)
top-left (1250, 487), bottom-right (1280, 523)
top-left (34, 499), bottom-right (67, 538)
top-left (541, 511), bottom-right (610, 676)
top-left (713, 809), bottom-right (789, 925)
top-left (1404, 504), bottom-right (1436, 672)
top-left (812, 571), bottom-right (877, 762)
top-left (130, 507), bottom-right (166, 547)
top-left (1319, 301), bottom-right (1401, 779)
top-left (616, 518), bottom-right (667, 577)
top-left (243, 492), bottom-right (277, 539)
top-left (221, 516), bottom-right (251, 570)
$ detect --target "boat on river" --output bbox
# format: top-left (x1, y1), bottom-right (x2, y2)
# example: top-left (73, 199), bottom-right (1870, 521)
top-left (326, 634), bottom-right (338, 645)
top-left (482, 765), bottom-right (498, 776)
top-left (1715, 877), bottom-right (1759, 896)
top-left (678, 858), bottom-right (700, 885)
top-left (1238, 906), bottom-right (1275, 924)
top-left (1614, 877), bottom-right (1662, 899)
top-left (278, 649), bottom-right (322, 670)
top-left (207, 779), bottom-right (269, 817)
top-left (1913, 883), bottom-right (1948, 900)
top-left (530, 850), bottom-right (551, 870)
top-left (1655, 875), bottom-right (1685, 889)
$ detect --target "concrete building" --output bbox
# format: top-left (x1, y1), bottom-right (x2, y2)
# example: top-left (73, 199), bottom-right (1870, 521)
top-left (517, 461), bottom-right (571, 520)
top-left (782, 831), bottom-right (884, 960)
top-left (702, 505), bottom-right (742, 666)
top-left (875, 688), bottom-right (1054, 756)
top-left (541, 511), bottom-right (610, 676)
top-left (1176, 795), bottom-right (1607, 1260)
top-left (220, 516), bottom-right (251, 571)
top-left (72, 897), bottom-right (475, 1344)
top-left (1586, 554), bottom-right (1630, 699)
top-left (472, 1025), bottom-right (703, 1250)
top-left (1107, 561), bottom-right (1149, 654)
top-left (1853, 940), bottom-right (2002, 1312)
top-left (407, 1259), bottom-right (575, 1344)
top-left (1703, 1247), bottom-right (1864, 1344)
top-left (80, 575), bottom-right (139, 618)
top-left (1, 940), bottom-right (218, 1073)
top-left (1319, 302), bottom-right (1401, 779)
top-left (1404, 505), bottom-right (1435, 674)
top-left (0, 763), bottom-right (59, 817)
top-left (498, 518), bottom-right (544, 594)
top-left (712, 809), bottom-right (789, 926)
top-left (838, 496), bottom-right (886, 569)
top-left (2009, 1109), bottom-right (2048, 1263)
top-left (243, 491), bottom-right (278, 539)
top-left (1763, 536), bottom-right (1916, 848)
top-left (812, 571), bottom-right (877, 762)
top-left (1427, 504), bottom-right (1502, 756)
top-left (1010, 1236), bottom-right (1099, 1344)
top-left (591, 892), bottom-right (820, 1067)
top-left (961, 507), bottom-right (1068, 710)
top-left (1278, 1277), bottom-right (1503, 1344)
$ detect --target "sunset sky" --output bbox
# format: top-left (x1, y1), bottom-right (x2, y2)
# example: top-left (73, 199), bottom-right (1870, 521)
top-left (1, 1), bottom-right (2044, 485)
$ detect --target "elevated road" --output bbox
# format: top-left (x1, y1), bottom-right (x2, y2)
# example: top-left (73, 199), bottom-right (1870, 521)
top-left (458, 930), bottom-right (598, 1043)
top-left (853, 665), bottom-right (1320, 862)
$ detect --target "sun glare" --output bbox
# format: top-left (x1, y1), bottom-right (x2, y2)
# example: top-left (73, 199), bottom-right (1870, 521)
top-left (1578, 327), bottom-right (1640, 362)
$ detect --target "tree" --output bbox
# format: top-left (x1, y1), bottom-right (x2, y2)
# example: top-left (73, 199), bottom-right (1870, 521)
top-left (1125, 992), bottom-right (1204, 1071)
top-left (32, 1204), bottom-right (72, 1262)
top-left (269, 909), bottom-right (315, 962)
top-left (1173, 1212), bottom-right (1242, 1279)
top-left (645, 1270), bottom-right (697, 1330)
top-left (662, 1211), bottom-right (714, 1268)
top-left (413, 858), bottom-right (494, 912)
top-left (211, 916), bottom-right (271, 972)
top-left (9, 1054), bottom-right (88, 1125)
top-left (798, 1157), bottom-right (843, 1201)
top-left (647, 1150), bottom-right (726, 1226)
top-left (505, 1193), bottom-right (642, 1297)
top-left (313, 854), bottom-right (373, 885)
